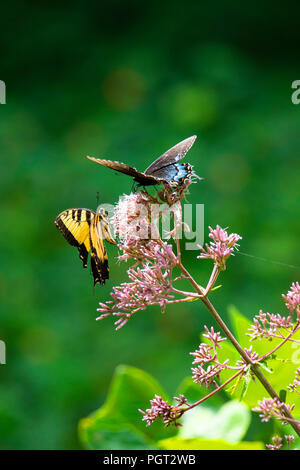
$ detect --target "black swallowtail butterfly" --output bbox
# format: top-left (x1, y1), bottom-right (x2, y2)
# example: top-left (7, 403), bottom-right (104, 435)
top-left (86, 136), bottom-right (199, 187)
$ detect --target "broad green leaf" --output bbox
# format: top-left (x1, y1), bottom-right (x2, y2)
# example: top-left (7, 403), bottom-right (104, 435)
top-left (80, 418), bottom-right (152, 450)
top-left (213, 307), bottom-right (300, 411)
top-left (228, 304), bottom-right (253, 347)
top-left (158, 436), bottom-right (264, 450)
top-left (178, 400), bottom-right (251, 443)
top-left (236, 330), bottom-right (300, 410)
top-left (279, 389), bottom-right (287, 403)
top-left (79, 364), bottom-right (177, 449)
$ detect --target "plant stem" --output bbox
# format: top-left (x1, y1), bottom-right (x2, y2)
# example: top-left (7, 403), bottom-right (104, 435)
top-left (184, 369), bottom-right (243, 412)
top-left (258, 324), bottom-right (300, 362)
top-left (203, 297), bottom-right (300, 436)
top-left (178, 261), bottom-right (300, 437)
top-left (204, 264), bottom-right (220, 295)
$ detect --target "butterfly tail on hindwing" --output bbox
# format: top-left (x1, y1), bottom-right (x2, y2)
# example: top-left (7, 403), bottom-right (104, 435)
top-left (89, 210), bottom-right (116, 286)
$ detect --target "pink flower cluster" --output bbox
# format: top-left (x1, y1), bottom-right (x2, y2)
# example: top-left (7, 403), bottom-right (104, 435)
top-left (139, 394), bottom-right (187, 428)
top-left (248, 282), bottom-right (300, 342)
top-left (247, 310), bottom-right (293, 341)
top-left (97, 193), bottom-right (181, 329)
top-left (266, 434), bottom-right (295, 451)
top-left (287, 367), bottom-right (300, 394)
top-left (97, 241), bottom-right (177, 329)
top-left (198, 225), bottom-right (242, 270)
top-left (266, 435), bottom-right (283, 450)
top-left (191, 363), bottom-right (228, 388)
top-left (282, 282), bottom-right (300, 319)
top-left (253, 397), bottom-right (295, 423)
top-left (190, 326), bottom-right (228, 387)
top-left (112, 192), bottom-right (153, 242)
top-left (236, 345), bottom-right (259, 367)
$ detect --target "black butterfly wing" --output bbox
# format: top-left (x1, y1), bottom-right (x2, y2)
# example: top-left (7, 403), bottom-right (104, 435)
top-left (86, 157), bottom-right (158, 185)
top-left (144, 135), bottom-right (197, 176)
top-left (86, 135), bottom-right (197, 187)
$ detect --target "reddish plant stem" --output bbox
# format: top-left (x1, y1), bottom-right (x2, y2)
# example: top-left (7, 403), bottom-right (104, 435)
top-left (183, 369), bottom-right (243, 412)
top-left (258, 324), bottom-right (300, 362)
top-left (177, 260), bottom-right (300, 437)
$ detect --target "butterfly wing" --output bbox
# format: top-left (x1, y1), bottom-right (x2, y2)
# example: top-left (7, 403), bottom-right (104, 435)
top-left (89, 210), bottom-right (116, 285)
top-left (96, 208), bottom-right (116, 246)
top-left (86, 135), bottom-right (197, 187)
top-left (148, 162), bottom-right (195, 186)
top-left (54, 208), bottom-right (93, 268)
top-left (86, 157), bottom-right (158, 185)
top-left (144, 136), bottom-right (197, 176)
top-left (54, 208), bottom-right (115, 286)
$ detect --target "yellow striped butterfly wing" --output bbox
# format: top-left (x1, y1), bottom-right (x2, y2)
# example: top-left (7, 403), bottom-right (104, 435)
top-left (89, 208), bottom-right (116, 285)
top-left (97, 208), bottom-right (116, 245)
top-left (54, 208), bottom-right (115, 286)
top-left (54, 208), bottom-right (91, 268)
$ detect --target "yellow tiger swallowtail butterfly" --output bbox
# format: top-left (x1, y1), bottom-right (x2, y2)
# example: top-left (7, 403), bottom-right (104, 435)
top-left (54, 208), bottom-right (116, 286)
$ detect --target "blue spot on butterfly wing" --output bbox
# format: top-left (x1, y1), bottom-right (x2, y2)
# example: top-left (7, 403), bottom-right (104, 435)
top-left (150, 163), bottom-right (191, 186)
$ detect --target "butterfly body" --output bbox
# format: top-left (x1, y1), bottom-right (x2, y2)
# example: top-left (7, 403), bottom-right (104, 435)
top-left (87, 136), bottom-right (199, 187)
top-left (54, 207), bottom-right (115, 286)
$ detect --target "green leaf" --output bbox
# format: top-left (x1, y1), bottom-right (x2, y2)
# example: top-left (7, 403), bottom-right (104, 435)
top-left (80, 418), bottom-right (152, 450)
top-left (210, 284), bottom-right (222, 292)
top-left (221, 307), bottom-right (300, 412)
top-left (158, 436), bottom-right (264, 450)
top-left (79, 364), bottom-right (177, 449)
top-left (240, 367), bottom-right (251, 399)
top-left (228, 305), bottom-right (253, 347)
top-left (178, 400), bottom-right (251, 443)
top-left (259, 360), bottom-right (273, 374)
top-left (279, 389), bottom-right (287, 403)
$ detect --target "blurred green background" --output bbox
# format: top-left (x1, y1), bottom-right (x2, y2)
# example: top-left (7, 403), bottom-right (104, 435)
top-left (0, 0), bottom-right (299, 449)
